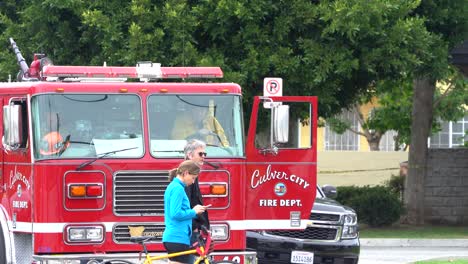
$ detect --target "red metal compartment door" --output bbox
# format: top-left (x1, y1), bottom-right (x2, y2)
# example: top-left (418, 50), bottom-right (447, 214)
top-left (244, 96), bottom-right (317, 230)
top-left (0, 98), bottom-right (3, 196)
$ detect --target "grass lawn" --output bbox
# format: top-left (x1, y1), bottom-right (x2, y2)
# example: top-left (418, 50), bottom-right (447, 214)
top-left (359, 224), bottom-right (468, 239)
top-left (415, 259), bottom-right (468, 264)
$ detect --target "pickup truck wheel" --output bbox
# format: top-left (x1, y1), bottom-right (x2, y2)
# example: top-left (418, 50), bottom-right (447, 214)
top-left (0, 226), bottom-right (6, 264)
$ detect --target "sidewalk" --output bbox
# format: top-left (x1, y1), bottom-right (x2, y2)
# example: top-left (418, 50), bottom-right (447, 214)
top-left (360, 238), bottom-right (468, 248)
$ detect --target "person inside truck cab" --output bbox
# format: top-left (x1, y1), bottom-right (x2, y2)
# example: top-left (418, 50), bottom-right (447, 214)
top-left (39, 112), bottom-right (70, 156)
top-left (171, 101), bottom-right (229, 147)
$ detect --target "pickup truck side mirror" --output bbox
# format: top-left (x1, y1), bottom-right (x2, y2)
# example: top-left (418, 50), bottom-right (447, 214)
top-left (322, 184), bottom-right (337, 199)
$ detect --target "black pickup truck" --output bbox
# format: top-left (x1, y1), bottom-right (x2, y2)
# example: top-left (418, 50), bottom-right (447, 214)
top-left (247, 185), bottom-right (360, 264)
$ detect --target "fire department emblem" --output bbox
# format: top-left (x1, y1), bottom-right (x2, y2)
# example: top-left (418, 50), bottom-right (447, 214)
top-left (128, 226), bottom-right (145, 237)
top-left (274, 182), bottom-right (287, 196)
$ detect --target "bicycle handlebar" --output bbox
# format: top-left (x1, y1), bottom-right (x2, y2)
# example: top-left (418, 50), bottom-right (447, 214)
top-left (196, 225), bottom-right (213, 256)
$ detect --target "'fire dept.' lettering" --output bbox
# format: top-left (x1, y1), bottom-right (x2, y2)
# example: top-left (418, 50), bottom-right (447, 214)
top-left (259, 199), bottom-right (302, 207)
top-left (12, 200), bottom-right (28, 208)
top-left (250, 165), bottom-right (310, 189)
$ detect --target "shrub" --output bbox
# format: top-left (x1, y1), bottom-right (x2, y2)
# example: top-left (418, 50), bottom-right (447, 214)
top-left (384, 174), bottom-right (405, 202)
top-left (336, 185), bottom-right (403, 227)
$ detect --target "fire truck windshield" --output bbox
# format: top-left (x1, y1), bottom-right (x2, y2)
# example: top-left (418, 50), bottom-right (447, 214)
top-left (31, 94), bottom-right (144, 160)
top-left (148, 94), bottom-right (244, 158)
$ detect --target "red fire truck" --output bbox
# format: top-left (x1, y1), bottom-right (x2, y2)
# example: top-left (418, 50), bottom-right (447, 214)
top-left (0, 39), bottom-right (317, 264)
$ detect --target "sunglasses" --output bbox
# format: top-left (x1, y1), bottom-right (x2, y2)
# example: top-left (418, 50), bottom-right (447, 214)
top-left (198, 152), bottom-right (207, 157)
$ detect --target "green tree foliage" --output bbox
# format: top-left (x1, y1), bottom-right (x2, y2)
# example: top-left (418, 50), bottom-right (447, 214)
top-left (318, 0), bottom-right (467, 152)
top-left (0, 0), bottom-right (466, 130)
top-left (0, 0), bottom-right (436, 118)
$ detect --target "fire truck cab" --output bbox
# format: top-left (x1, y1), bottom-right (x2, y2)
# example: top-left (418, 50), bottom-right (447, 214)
top-left (0, 40), bottom-right (317, 264)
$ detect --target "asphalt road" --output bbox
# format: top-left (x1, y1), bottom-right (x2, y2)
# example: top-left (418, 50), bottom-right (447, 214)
top-left (359, 246), bottom-right (468, 264)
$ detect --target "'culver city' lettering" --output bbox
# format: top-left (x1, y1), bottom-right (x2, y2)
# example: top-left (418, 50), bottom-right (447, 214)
top-left (250, 165), bottom-right (310, 189)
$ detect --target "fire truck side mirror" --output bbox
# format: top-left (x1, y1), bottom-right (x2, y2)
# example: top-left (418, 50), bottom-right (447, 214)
top-left (273, 105), bottom-right (289, 143)
top-left (3, 105), bottom-right (23, 147)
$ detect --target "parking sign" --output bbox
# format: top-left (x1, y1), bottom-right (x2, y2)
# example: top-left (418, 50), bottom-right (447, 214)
top-left (263, 78), bottom-right (283, 97)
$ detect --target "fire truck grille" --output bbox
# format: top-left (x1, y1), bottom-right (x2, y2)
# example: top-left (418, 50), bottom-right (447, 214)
top-left (113, 223), bottom-right (165, 244)
top-left (309, 212), bottom-right (341, 222)
top-left (114, 171), bottom-right (169, 216)
top-left (266, 227), bottom-right (338, 241)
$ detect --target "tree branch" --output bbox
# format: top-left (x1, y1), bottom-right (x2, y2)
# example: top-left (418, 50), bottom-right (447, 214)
top-left (433, 82), bottom-right (455, 109)
top-left (351, 103), bottom-right (369, 137)
top-left (348, 126), bottom-right (367, 137)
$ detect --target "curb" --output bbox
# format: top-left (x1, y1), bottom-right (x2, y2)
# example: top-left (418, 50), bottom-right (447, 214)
top-left (360, 238), bottom-right (468, 248)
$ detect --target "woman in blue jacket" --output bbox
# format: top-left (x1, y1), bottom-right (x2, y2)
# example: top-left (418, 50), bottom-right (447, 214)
top-left (163, 160), bottom-right (208, 264)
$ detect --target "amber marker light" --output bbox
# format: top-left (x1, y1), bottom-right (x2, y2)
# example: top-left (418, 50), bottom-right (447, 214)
top-left (69, 185), bottom-right (86, 197)
top-left (160, 88), bottom-right (168, 93)
top-left (119, 88), bottom-right (128, 93)
top-left (211, 184), bottom-right (227, 195)
top-left (220, 89), bottom-right (229, 93)
top-left (140, 88), bottom-right (148, 92)
top-left (56, 88), bottom-right (65, 93)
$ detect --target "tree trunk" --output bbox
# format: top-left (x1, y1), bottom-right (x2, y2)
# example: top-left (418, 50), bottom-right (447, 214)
top-left (367, 132), bottom-right (382, 151)
top-left (393, 134), bottom-right (401, 151)
top-left (404, 77), bottom-right (436, 225)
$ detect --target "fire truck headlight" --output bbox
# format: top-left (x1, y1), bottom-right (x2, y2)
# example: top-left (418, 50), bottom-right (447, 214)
top-left (86, 227), bottom-right (103, 240)
top-left (210, 224), bottom-right (229, 241)
top-left (66, 226), bottom-right (104, 243)
top-left (69, 228), bottom-right (86, 240)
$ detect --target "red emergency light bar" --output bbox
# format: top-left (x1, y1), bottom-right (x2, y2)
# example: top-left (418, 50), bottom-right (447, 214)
top-left (41, 65), bottom-right (223, 79)
top-left (161, 67), bottom-right (223, 78)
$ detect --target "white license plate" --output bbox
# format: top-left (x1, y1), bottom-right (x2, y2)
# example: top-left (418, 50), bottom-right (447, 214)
top-left (291, 251), bottom-right (314, 264)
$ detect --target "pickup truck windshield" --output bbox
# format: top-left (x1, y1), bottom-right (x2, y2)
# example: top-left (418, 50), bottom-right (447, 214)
top-left (147, 95), bottom-right (244, 158)
top-left (31, 94), bottom-right (143, 160)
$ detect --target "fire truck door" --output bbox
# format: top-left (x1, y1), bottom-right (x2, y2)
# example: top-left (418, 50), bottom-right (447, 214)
top-left (0, 98), bottom-right (3, 194)
top-left (245, 96), bottom-right (317, 230)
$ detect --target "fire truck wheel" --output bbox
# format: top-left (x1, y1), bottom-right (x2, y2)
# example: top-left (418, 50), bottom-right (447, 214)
top-left (0, 226), bottom-right (6, 264)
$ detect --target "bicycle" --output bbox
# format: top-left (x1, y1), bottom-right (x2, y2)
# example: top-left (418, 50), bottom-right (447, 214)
top-left (93, 226), bottom-right (237, 264)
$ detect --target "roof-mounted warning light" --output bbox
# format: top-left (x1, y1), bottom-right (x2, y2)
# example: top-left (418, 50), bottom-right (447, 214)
top-left (41, 62), bottom-right (223, 82)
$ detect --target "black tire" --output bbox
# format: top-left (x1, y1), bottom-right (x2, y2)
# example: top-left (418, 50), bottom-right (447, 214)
top-left (211, 261), bottom-right (238, 264)
top-left (0, 227), bottom-right (7, 264)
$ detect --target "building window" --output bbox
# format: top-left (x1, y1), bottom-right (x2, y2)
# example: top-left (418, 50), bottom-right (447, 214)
top-left (429, 115), bottom-right (468, 148)
top-left (324, 110), bottom-right (359, 150)
top-left (379, 130), bottom-right (399, 151)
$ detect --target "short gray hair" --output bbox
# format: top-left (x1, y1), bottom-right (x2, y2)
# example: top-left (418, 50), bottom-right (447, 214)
top-left (184, 139), bottom-right (206, 160)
